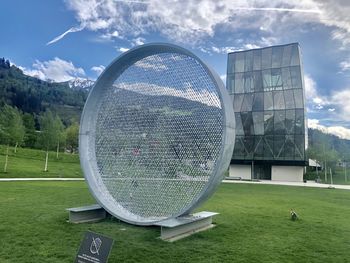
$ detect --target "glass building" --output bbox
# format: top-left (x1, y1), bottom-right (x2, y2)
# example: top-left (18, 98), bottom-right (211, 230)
top-left (226, 43), bottom-right (308, 181)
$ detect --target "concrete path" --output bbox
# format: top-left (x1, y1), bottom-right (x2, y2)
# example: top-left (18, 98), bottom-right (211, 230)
top-left (1, 177), bottom-right (349, 191)
top-left (0, 178), bottom-right (85, 181)
top-left (223, 179), bottom-right (350, 190)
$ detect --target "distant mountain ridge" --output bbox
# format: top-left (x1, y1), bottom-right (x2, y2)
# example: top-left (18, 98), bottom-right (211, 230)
top-left (64, 78), bottom-right (95, 91)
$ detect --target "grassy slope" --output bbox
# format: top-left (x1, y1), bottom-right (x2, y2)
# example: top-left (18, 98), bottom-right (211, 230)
top-left (0, 145), bottom-right (82, 178)
top-left (0, 182), bottom-right (349, 263)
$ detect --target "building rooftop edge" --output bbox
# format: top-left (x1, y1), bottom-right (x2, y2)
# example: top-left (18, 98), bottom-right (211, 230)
top-left (227, 42), bottom-right (300, 55)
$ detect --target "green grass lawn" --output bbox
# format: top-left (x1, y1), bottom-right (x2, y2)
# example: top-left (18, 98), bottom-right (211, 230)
top-left (0, 145), bottom-right (82, 178)
top-left (0, 182), bottom-right (349, 262)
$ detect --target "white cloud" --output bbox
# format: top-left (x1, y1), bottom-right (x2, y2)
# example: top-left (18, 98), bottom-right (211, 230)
top-left (220, 74), bottom-right (226, 84)
top-left (304, 74), bottom-right (317, 99)
top-left (308, 119), bottom-right (350, 140)
top-left (134, 54), bottom-right (168, 71)
top-left (211, 46), bottom-right (239, 54)
top-left (330, 89), bottom-right (350, 121)
top-left (91, 65), bottom-right (105, 75)
top-left (57, 0), bottom-right (326, 46)
top-left (21, 57), bottom-right (85, 82)
top-left (99, 30), bottom-right (123, 41)
top-left (45, 0), bottom-right (350, 51)
top-left (304, 73), bottom-right (329, 110)
top-left (115, 81), bottom-right (221, 108)
top-left (132, 37), bottom-right (145, 46)
top-left (339, 59), bottom-right (350, 72)
top-left (118, 47), bottom-right (130, 52)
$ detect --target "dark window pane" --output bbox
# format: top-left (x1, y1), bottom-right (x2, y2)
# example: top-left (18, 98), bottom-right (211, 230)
top-left (253, 71), bottom-right (263, 92)
top-left (252, 92), bottom-right (264, 111)
top-left (261, 47), bottom-right (272, 69)
top-left (244, 72), bottom-right (254, 93)
top-left (264, 91), bottom-right (273, 110)
top-left (234, 73), bottom-right (244, 93)
top-left (273, 91), bottom-right (285, 110)
top-left (264, 111), bottom-right (274, 135)
top-left (245, 51), bottom-right (253, 72)
top-left (282, 67), bottom-right (293, 90)
top-left (264, 135), bottom-right (274, 158)
top-left (243, 136), bottom-right (254, 159)
top-left (271, 68), bottom-right (283, 90)
top-left (262, 69), bottom-right (271, 90)
top-left (233, 136), bottom-right (245, 158)
top-left (290, 45), bottom-right (300, 66)
top-left (235, 113), bottom-right (244, 135)
top-left (285, 109), bottom-right (295, 134)
top-left (253, 50), bottom-right (261, 70)
top-left (253, 136), bottom-right (263, 159)
top-left (227, 75), bottom-right (234, 94)
top-left (272, 46), bottom-right (283, 68)
top-left (282, 45), bottom-right (292, 67)
top-left (294, 89), bottom-right (304, 108)
top-left (274, 110), bottom-right (286, 134)
top-left (295, 135), bottom-right (305, 159)
top-left (235, 52), bottom-right (245, 73)
top-left (285, 135), bottom-right (295, 159)
top-left (241, 93), bottom-right (253, 111)
top-left (253, 111), bottom-right (264, 135)
top-left (228, 53), bottom-right (235, 73)
top-left (274, 135), bottom-right (285, 159)
top-left (295, 109), bottom-right (304, 134)
top-left (284, 89), bottom-right (295, 109)
top-left (241, 112), bottom-right (254, 135)
top-left (233, 94), bottom-right (244, 112)
top-left (290, 66), bottom-right (302, 89)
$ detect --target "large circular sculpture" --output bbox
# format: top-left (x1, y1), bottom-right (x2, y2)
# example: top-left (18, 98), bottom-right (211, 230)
top-left (79, 43), bottom-right (235, 225)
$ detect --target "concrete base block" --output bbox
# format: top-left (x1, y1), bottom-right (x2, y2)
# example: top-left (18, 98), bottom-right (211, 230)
top-left (66, 204), bottom-right (106, 223)
top-left (154, 211), bottom-right (218, 242)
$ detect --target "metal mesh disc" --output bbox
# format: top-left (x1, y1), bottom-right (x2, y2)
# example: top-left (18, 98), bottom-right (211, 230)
top-left (79, 43), bottom-right (235, 225)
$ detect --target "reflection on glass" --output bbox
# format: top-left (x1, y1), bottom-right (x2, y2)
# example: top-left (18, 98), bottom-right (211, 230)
top-left (227, 43), bottom-right (306, 162)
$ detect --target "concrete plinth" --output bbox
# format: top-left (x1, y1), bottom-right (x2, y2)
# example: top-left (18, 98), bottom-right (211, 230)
top-left (154, 211), bottom-right (218, 242)
top-left (66, 204), bottom-right (106, 223)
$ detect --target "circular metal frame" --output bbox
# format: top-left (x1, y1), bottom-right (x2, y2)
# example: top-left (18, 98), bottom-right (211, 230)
top-left (79, 43), bottom-right (235, 225)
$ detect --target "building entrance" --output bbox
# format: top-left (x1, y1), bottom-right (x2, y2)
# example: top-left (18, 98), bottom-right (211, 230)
top-left (252, 163), bottom-right (271, 180)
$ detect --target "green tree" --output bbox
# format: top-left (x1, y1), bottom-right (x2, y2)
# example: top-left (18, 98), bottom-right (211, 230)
top-left (22, 113), bottom-right (37, 148)
top-left (54, 115), bottom-right (65, 158)
top-left (0, 104), bottom-right (25, 172)
top-left (12, 107), bottom-right (25, 153)
top-left (38, 110), bottom-right (60, 171)
top-left (66, 122), bottom-right (79, 153)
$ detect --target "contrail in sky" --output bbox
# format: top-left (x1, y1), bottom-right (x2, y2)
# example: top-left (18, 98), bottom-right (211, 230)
top-left (46, 24), bottom-right (85, 45)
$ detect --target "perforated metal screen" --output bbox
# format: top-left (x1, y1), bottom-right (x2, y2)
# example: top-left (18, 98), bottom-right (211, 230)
top-left (80, 44), bottom-right (235, 225)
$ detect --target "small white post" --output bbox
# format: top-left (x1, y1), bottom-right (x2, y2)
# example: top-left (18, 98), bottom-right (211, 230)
top-left (330, 168), bottom-right (333, 185)
top-left (4, 145), bottom-right (9, 172)
top-left (44, 150), bottom-right (49, 172)
top-left (56, 141), bottom-right (59, 159)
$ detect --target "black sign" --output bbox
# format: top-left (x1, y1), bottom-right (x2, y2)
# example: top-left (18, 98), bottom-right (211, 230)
top-left (75, 231), bottom-right (114, 263)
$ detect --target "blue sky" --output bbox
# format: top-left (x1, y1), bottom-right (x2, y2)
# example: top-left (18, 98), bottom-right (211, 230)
top-left (1, 0), bottom-right (350, 138)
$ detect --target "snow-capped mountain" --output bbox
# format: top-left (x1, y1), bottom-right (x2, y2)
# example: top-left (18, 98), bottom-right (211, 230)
top-left (66, 78), bottom-right (95, 91)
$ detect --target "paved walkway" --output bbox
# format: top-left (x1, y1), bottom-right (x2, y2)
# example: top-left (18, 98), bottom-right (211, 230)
top-left (0, 178), bottom-right (85, 181)
top-left (1, 177), bottom-right (349, 190)
top-left (223, 179), bottom-right (350, 190)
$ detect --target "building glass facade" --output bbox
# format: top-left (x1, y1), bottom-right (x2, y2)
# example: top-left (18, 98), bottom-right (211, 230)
top-left (227, 43), bottom-right (307, 173)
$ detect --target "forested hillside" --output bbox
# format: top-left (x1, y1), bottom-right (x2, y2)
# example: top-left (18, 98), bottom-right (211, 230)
top-left (0, 58), bottom-right (87, 125)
